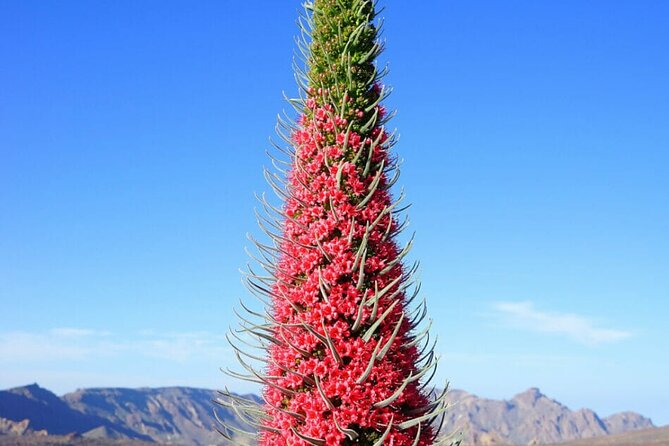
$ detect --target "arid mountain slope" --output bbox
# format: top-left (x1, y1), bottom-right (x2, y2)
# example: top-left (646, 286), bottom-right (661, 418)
top-left (63, 386), bottom-right (257, 446)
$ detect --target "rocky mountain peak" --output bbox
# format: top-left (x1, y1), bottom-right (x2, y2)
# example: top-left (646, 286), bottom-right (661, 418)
top-left (6, 384), bottom-right (62, 406)
top-left (514, 387), bottom-right (544, 402)
top-left (604, 411), bottom-right (655, 435)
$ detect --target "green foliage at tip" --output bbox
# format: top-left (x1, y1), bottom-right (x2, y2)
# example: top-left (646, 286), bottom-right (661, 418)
top-left (303, 0), bottom-right (384, 134)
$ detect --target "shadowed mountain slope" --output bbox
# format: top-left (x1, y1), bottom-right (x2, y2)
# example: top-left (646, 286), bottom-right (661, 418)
top-left (62, 387), bottom-right (257, 446)
top-left (0, 385), bottom-right (147, 441)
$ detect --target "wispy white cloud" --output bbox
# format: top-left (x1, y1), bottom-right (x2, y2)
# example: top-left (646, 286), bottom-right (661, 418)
top-left (135, 331), bottom-right (231, 363)
top-left (492, 301), bottom-right (632, 346)
top-left (0, 329), bottom-right (230, 363)
top-left (0, 331), bottom-right (93, 361)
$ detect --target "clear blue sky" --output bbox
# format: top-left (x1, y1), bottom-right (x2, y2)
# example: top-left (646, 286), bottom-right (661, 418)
top-left (1, 0), bottom-right (668, 426)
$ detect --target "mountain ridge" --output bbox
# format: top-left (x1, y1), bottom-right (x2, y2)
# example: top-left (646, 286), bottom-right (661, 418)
top-left (0, 384), bottom-right (656, 445)
top-left (440, 387), bottom-right (654, 445)
top-left (0, 385), bottom-right (149, 442)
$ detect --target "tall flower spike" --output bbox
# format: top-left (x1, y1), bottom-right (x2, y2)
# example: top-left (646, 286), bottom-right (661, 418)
top-left (216, 1), bottom-right (453, 444)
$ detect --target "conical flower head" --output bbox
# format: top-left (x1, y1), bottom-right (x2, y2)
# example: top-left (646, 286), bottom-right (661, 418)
top-left (217, 1), bottom-right (448, 445)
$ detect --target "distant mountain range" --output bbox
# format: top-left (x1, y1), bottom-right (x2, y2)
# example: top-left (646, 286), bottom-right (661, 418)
top-left (0, 385), bottom-right (255, 445)
top-left (0, 384), bottom-right (657, 445)
top-left (442, 388), bottom-right (654, 445)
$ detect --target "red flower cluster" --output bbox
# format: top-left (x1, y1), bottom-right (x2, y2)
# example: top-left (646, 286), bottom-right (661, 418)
top-left (259, 97), bottom-right (434, 445)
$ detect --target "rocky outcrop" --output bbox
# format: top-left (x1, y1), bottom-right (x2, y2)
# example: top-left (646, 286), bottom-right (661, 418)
top-left (0, 418), bottom-right (44, 437)
top-left (604, 411), bottom-right (655, 435)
